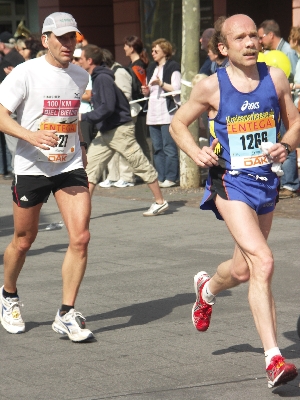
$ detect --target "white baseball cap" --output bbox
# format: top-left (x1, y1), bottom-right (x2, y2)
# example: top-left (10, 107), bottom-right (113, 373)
top-left (42, 12), bottom-right (80, 36)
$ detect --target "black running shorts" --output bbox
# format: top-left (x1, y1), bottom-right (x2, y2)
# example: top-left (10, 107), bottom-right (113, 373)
top-left (12, 168), bottom-right (88, 208)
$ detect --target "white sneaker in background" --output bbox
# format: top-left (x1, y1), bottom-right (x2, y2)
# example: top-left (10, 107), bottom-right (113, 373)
top-left (143, 200), bottom-right (169, 216)
top-left (159, 180), bottom-right (177, 188)
top-left (99, 179), bottom-right (116, 188)
top-left (113, 179), bottom-right (135, 188)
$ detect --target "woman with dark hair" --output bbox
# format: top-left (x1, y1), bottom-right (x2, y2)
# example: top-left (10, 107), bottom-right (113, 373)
top-left (141, 38), bottom-right (180, 188)
top-left (124, 35), bottom-right (151, 161)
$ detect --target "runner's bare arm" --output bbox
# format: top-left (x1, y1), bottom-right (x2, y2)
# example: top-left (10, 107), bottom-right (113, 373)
top-left (267, 66), bottom-right (300, 162)
top-left (0, 104), bottom-right (59, 150)
top-left (170, 75), bottom-right (219, 168)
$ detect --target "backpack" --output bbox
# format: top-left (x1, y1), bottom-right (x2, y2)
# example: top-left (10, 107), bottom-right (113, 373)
top-left (112, 64), bottom-right (145, 102)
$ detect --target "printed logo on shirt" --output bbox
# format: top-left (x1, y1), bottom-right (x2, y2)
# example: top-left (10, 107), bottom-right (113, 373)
top-left (40, 122), bottom-right (77, 133)
top-left (20, 195), bottom-right (28, 201)
top-left (241, 100), bottom-right (260, 111)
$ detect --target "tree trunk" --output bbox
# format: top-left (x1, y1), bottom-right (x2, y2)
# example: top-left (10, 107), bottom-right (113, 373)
top-left (180, 0), bottom-right (200, 188)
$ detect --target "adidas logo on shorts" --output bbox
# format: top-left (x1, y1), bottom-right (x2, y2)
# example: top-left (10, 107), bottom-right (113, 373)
top-left (20, 195), bottom-right (28, 201)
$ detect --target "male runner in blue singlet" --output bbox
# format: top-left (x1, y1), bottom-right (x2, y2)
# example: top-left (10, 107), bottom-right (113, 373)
top-left (170, 14), bottom-right (300, 388)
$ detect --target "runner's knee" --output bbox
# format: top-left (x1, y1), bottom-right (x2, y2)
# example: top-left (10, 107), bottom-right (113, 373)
top-left (13, 234), bottom-right (36, 255)
top-left (69, 229), bottom-right (90, 251)
top-left (250, 253), bottom-right (274, 282)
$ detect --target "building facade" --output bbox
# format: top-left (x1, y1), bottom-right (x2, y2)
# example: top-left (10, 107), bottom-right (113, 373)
top-left (0, 0), bottom-right (298, 66)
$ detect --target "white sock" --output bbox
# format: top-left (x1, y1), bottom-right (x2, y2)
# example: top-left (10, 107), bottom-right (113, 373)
top-left (265, 347), bottom-right (281, 367)
top-left (202, 281), bottom-right (216, 305)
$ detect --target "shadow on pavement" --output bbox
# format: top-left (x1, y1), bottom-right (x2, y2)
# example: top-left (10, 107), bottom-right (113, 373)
top-left (24, 290), bottom-right (232, 333)
top-left (89, 290), bottom-right (231, 334)
top-left (91, 200), bottom-right (187, 220)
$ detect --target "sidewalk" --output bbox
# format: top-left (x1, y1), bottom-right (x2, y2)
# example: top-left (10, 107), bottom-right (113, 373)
top-left (0, 180), bottom-right (299, 399)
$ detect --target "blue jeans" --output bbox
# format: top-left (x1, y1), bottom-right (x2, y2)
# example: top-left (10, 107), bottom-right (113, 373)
top-left (0, 132), bottom-right (12, 175)
top-left (280, 123), bottom-right (299, 191)
top-left (149, 124), bottom-right (179, 182)
top-left (281, 150), bottom-right (299, 191)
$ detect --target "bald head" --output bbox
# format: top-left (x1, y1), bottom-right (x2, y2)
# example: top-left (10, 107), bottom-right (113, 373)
top-left (219, 14), bottom-right (256, 47)
top-left (200, 28), bottom-right (215, 52)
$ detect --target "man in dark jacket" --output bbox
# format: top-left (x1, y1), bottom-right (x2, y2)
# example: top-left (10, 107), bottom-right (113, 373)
top-left (80, 44), bottom-right (168, 216)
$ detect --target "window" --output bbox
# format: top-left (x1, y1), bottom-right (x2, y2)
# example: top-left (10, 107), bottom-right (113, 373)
top-left (0, 0), bottom-right (26, 36)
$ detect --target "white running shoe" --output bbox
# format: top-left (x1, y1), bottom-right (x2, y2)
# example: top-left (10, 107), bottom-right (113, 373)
top-left (159, 180), bottom-right (177, 188)
top-left (143, 200), bottom-right (169, 216)
top-left (113, 179), bottom-right (135, 188)
top-left (99, 179), bottom-right (116, 188)
top-left (52, 308), bottom-right (94, 342)
top-left (0, 285), bottom-right (25, 334)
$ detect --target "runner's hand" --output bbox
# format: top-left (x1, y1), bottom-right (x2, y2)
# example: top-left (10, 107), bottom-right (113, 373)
top-left (267, 142), bottom-right (289, 163)
top-left (27, 130), bottom-right (59, 150)
top-left (194, 138), bottom-right (219, 168)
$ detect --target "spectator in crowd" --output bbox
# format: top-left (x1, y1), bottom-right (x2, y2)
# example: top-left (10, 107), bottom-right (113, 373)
top-left (198, 28), bottom-right (215, 76)
top-left (289, 26), bottom-right (300, 108)
top-left (124, 35), bottom-right (151, 161)
top-left (80, 44), bottom-right (169, 216)
top-left (72, 48), bottom-right (95, 148)
top-left (0, 132), bottom-right (13, 179)
top-left (207, 17), bottom-right (229, 74)
top-left (0, 31), bottom-right (24, 180)
top-left (17, 38), bottom-right (44, 61)
top-left (98, 48), bottom-right (136, 188)
top-left (207, 39), bottom-right (229, 74)
top-left (258, 19), bottom-right (299, 199)
top-left (0, 31), bottom-right (24, 82)
top-left (141, 38), bottom-right (180, 188)
top-left (258, 19), bottom-right (298, 79)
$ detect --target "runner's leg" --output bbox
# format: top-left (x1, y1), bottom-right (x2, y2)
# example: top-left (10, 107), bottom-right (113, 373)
top-left (54, 186), bottom-right (91, 306)
top-left (213, 196), bottom-right (276, 351)
top-left (4, 202), bottom-right (42, 292)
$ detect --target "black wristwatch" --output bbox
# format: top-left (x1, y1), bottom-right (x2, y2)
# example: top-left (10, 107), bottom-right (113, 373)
top-left (281, 142), bottom-right (291, 155)
top-left (80, 141), bottom-right (87, 150)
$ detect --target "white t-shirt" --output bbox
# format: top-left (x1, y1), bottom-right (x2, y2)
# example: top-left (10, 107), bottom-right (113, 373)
top-left (0, 56), bottom-right (89, 176)
top-left (79, 74), bottom-right (93, 114)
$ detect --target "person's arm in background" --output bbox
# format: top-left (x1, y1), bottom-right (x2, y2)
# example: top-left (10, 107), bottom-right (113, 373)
top-left (114, 68), bottom-right (132, 101)
top-left (82, 89), bottom-right (91, 102)
top-left (81, 75), bottom-right (116, 124)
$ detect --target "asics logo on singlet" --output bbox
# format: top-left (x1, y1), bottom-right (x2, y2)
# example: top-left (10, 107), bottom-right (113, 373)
top-left (241, 100), bottom-right (260, 111)
top-left (263, 202), bottom-right (274, 208)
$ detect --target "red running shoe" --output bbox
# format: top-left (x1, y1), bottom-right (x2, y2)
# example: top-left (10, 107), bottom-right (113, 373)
top-left (266, 355), bottom-right (298, 388)
top-left (192, 271), bottom-right (215, 331)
